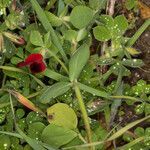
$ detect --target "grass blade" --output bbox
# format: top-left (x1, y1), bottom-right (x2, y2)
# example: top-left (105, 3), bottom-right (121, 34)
top-left (107, 115), bottom-right (150, 141)
top-left (117, 136), bottom-right (144, 150)
top-left (30, 0), bottom-right (68, 62)
top-left (16, 126), bottom-right (46, 150)
top-left (0, 66), bottom-right (45, 87)
top-left (44, 69), bottom-right (69, 81)
top-left (78, 82), bottom-right (109, 98)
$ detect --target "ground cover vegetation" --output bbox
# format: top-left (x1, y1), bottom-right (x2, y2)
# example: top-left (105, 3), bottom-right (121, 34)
top-left (0, 0), bottom-right (150, 149)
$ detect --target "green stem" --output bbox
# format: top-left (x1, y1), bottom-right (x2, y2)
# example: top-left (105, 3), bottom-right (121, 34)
top-left (113, 67), bottom-right (122, 93)
top-left (74, 82), bottom-right (94, 150)
top-left (45, 0), bottom-right (56, 10)
top-left (126, 19), bottom-right (150, 47)
top-left (2, 74), bottom-right (6, 87)
top-left (47, 50), bottom-right (69, 74)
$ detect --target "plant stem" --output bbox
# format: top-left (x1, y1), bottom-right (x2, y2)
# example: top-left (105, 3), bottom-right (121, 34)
top-left (113, 67), bottom-right (122, 93)
top-left (126, 19), bottom-right (150, 47)
top-left (74, 82), bottom-right (94, 150)
top-left (47, 50), bottom-right (69, 74)
top-left (45, 0), bottom-right (56, 10)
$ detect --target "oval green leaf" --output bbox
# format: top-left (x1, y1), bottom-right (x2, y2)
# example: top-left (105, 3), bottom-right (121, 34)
top-left (30, 30), bottom-right (44, 46)
top-left (99, 15), bottom-right (114, 29)
top-left (93, 25), bottom-right (111, 41)
top-left (122, 59), bottom-right (144, 68)
top-left (41, 124), bottom-right (77, 148)
top-left (70, 5), bottom-right (93, 29)
top-left (47, 103), bottom-right (78, 129)
top-left (114, 15), bottom-right (128, 35)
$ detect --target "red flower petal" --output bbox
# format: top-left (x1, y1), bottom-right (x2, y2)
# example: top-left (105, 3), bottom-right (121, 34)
top-left (29, 61), bottom-right (46, 74)
top-left (17, 61), bottom-right (28, 67)
top-left (25, 53), bottom-right (43, 65)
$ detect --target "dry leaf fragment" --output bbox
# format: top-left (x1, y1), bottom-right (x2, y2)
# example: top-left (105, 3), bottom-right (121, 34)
top-left (138, 1), bottom-right (150, 19)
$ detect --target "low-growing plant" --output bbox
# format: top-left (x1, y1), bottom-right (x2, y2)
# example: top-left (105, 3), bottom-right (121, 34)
top-left (0, 0), bottom-right (150, 150)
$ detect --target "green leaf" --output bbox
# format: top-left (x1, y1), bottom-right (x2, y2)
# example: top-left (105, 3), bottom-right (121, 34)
top-left (93, 124), bottom-right (108, 149)
top-left (0, 66), bottom-right (45, 87)
top-left (110, 64), bottom-right (130, 76)
top-left (47, 103), bottom-right (78, 129)
top-left (39, 82), bottom-right (71, 103)
top-left (134, 127), bottom-right (144, 136)
top-left (30, 0), bottom-right (67, 62)
top-left (44, 69), bottom-right (69, 81)
top-left (114, 15), bottom-right (128, 35)
top-left (0, 131), bottom-right (22, 139)
top-left (17, 126), bottom-right (46, 150)
top-left (4, 38), bottom-right (16, 58)
top-left (30, 30), bottom-right (44, 46)
top-left (45, 11), bottom-right (63, 27)
top-left (93, 25), bottom-right (111, 41)
top-left (99, 15), bottom-right (114, 29)
top-left (125, 0), bottom-right (137, 10)
top-left (70, 5), bottom-right (93, 29)
top-left (89, 0), bottom-right (106, 10)
top-left (11, 57), bottom-right (22, 65)
top-left (3, 70), bottom-right (30, 87)
top-left (41, 124), bottom-right (77, 148)
top-left (78, 82), bottom-right (109, 98)
top-left (64, 30), bottom-right (77, 42)
top-left (97, 58), bottom-right (116, 65)
top-left (145, 104), bottom-right (150, 116)
top-left (122, 59), bottom-right (144, 68)
top-left (126, 47), bottom-right (141, 55)
top-left (76, 28), bottom-right (87, 42)
top-left (69, 44), bottom-right (90, 81)
top-left (44, 31), bottom-right (51, 48)
top-left (118, 136), bottom-right (144, 150)
top-left (63, 136), bottom-right (84, 148)
top-left (27, 122), bottom-right (46, 140)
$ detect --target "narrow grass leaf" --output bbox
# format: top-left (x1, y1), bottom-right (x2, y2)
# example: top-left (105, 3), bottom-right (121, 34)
top-left (110, 95), bottom-right (140, 102)
top-left (117, 136), bottom-right (144, 150)
top-left (0, 131), bottom-right (22, 139)
top-left (0, 65), bottom-right (26, 73)
top-left (78, 82), bottom-right (109, 98)
top-left (39, 82), bottom-right (71, 103)
top-left (17, 126), bottom-right (46, 150)
top-left (0, 66), bottom-right (45, 87)
top-left (44, 69), bottom-right (69, 81)
top-left (30, 0), bottom-right (67, 62)
top-left (107, 115), bottom-right (150, 141)
top-left (69, 43), bottom-right (90, 81)
top-left (126, 19), bottom-right (150, 47)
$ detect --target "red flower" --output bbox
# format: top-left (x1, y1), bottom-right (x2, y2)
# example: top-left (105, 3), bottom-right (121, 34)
top-left (17, 53), bottom-right (46, 74)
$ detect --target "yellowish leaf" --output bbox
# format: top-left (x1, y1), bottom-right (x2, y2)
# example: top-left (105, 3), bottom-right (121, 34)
top-left (11, 90), bottom-right (46, 117)
top-left (126, 47), bottom-right (141, 55)
top-left (138, 1), bottom-right (150, 19)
